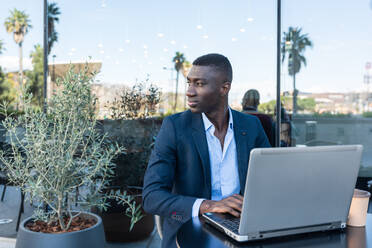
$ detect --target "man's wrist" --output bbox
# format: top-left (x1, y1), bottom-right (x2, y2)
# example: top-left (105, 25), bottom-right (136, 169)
top-left (199, 200), bottom-right (214, 215)
top-left (192, 198), bottom-right (206, 218)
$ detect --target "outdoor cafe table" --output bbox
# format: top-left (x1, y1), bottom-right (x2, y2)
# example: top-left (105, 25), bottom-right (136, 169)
top-left (176, 214), bottom-right (372, 248)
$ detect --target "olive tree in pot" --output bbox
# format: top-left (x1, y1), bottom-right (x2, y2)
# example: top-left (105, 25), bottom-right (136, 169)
top-left (0, 67), bottom-right (143, 248)
top-left (100, 80), bottom-right (162, 242)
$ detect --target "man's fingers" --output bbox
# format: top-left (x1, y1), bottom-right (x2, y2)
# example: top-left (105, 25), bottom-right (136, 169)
top-left (225, 207), bottom-right (240, 217)
top-left (232, 194), bottom-right (244, 201)
top-left (224, 199), bottom-right (242, 212)
top-left (210, 205), bottom-right (240, 217)
top-left (222, 196), bottom-right (243, 210)
top-left (223, 195), bottom-right (243, 204)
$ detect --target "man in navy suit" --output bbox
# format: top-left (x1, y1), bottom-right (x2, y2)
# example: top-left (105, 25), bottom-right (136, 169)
top-left (143, 53), bottom-right (270, 247)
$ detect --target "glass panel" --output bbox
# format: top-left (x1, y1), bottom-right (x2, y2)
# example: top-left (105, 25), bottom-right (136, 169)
top-left (0, 0), bottom-right (278, 143)
top-left (44, 1), bottom-right (278, 120)
top-left (281, 1), bottom-right (372, 178)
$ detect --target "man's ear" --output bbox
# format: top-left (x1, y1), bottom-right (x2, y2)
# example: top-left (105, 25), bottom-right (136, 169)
top-left (221, 82), bottom-right (231, 96)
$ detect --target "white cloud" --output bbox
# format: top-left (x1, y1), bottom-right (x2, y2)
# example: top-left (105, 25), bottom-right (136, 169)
top-left (0, 56), bottom-right (32, 72)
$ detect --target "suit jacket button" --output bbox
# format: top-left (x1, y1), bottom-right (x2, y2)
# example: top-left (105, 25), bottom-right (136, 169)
top-left (242, 132), bottom-right (246, 136)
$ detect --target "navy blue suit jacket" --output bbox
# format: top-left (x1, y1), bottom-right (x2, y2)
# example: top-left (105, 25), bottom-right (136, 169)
top-left (142, 109), bottom-right (270, 247)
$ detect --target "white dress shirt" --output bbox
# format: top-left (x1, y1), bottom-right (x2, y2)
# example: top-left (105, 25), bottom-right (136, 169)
top-left (192, 108), bottom-right (240, 217)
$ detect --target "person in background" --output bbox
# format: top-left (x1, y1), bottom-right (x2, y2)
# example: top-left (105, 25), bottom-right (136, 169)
top-left (242, 89), bottom-right (275, 146)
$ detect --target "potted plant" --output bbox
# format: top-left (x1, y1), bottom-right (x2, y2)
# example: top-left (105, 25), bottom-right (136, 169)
top-left (98, 80), bottom-right (162, 242)
top-left (0, 67), bottom-right (143, 248)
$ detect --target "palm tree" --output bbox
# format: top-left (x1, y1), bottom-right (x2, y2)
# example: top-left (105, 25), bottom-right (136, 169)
top-left (48, 2), bottom-right (61, 55)
top-left (281, 27), bottom-right (312, 115)
top-left (4, 9), bottom-right (32, 89)
top-left (172, 52), bottom-right (185, 112)
top-left (181, 61), bottom-right (192, 110)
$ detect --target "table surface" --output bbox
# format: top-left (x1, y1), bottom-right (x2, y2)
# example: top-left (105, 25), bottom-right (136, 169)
top-left (177, 214), bottom-right (372, 248)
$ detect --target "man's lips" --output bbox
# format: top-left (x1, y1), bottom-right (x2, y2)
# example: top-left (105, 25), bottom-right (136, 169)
top-left (187, 101), bottom-right (198, 107)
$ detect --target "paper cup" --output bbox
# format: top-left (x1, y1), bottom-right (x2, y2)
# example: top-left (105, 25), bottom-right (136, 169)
top-left (347, 189), bottom-right (371, 227)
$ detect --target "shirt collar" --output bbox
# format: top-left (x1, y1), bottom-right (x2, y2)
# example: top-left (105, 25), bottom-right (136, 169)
top-left (202, 107), bottom-right (234, 132)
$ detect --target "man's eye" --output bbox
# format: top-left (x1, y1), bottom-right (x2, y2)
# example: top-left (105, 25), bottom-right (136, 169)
top-left (196, 82), bottom-right (203, 86)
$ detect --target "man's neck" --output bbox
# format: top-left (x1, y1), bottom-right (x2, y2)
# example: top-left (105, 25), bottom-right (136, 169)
top-left (205, 105), bottom-right (229, 132)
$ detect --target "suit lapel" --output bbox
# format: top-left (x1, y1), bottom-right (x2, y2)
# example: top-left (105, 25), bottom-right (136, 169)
top-left (191, 113), bottom-right (211, 198)
top-left (232, 110), bottom-right (250, 193)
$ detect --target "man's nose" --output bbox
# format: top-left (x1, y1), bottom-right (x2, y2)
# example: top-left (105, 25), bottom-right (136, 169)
top-left (186, 85), bottom-right (196, 97)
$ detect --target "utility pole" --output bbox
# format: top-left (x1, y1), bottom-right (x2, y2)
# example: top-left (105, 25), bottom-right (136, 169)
top-left (43, 0), bottom-right (48, 113)
top-left (275, 0), bottom-right (282, 147)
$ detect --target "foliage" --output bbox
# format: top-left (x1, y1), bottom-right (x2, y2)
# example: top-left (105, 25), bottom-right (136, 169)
top-left (281, 26), bottom-right (312, 114)
top-left (297, 98), bottom-right (316, 112)
top-left (4, 9), bottom-right (32, 45)
top-left (281, 27), bottom-right (313, 76)
top-left (0, 72), bottom-right (17, 105)
top-left (259, 97), bottom-right (316, 114)
top-left (48, 2), bottom-right (61, 55)
top-left (107, 79), bottom-right (162, 188)
top-left (181, 60), bottom-right (192, 78)
top-left (362, 112), bottom-right (372, 118)
top-left (173, 52), bottom-right (186, 72)
top-left (4, 8), bottom-right (32, 92)
top-left (25, 44), bottom-right (43, 107)
top-left (109, 126), bottom-right (158, 187)
top-left (0, 67), bottom-right (143, 231)
top-left (108, 78), bottom-right (161, 120)
top-left (258, 99), bottom-right (276, 114)
top-left (172, 51), bottom-right (186, 111)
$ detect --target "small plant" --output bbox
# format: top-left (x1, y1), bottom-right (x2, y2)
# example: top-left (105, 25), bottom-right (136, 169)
top-left (0, 66), bottom-right (143, 232)
top-left (108, 77), bottom-right (161, 120)
top-left (105, 78), bottom-right (162, 189)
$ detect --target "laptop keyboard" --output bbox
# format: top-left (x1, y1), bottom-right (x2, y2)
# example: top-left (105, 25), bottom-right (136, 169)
top-left (207, 213), bottom-right (240, 234)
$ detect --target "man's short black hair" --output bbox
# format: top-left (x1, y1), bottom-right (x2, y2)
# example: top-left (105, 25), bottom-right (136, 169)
top-left (192, 53), bottom-right (233, 82)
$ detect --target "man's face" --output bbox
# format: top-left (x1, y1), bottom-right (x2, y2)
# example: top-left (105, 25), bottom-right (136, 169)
top-left (186, 65), bottom-right (230, 113)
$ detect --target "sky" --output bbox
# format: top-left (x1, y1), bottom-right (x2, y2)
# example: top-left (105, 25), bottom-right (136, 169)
top-left (0, 0), bottom-right (372, 104)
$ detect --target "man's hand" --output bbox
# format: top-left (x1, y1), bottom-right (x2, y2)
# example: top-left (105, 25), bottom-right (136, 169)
top-left (199, 194), bottom-right (244, 217)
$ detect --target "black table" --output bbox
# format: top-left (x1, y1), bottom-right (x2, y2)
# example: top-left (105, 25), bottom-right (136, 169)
top-left (177, 214), bottom-right (372, 248)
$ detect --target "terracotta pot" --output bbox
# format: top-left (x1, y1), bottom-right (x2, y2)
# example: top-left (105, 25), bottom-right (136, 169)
top-left (16, 212), bottom-right (105, 248)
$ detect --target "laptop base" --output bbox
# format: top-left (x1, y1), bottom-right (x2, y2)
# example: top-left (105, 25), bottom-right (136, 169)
top-left (202, 212), bottom-right (346, 242)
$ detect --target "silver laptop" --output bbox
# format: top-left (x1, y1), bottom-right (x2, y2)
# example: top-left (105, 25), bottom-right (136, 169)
top-left (202, 145), bottom-right (363, 242)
